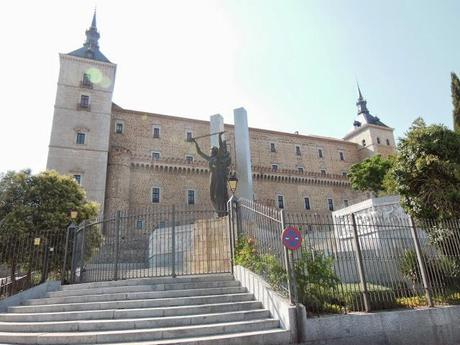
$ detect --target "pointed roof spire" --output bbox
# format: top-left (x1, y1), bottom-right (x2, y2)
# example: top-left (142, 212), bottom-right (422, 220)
top-left (352, 82), bottom-right (388, 128)
top-left (68, 10), bottom-right (111, 63)
top-left (357, 81), bottom-right (364, 101)
top-left (91, 8), bottom-right (97, 29)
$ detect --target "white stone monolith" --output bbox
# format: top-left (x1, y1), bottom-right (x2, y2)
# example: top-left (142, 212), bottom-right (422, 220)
top-left (233, 107), bottom-right (254, 200)
top-left (210, 114), bottom-right (224, 148)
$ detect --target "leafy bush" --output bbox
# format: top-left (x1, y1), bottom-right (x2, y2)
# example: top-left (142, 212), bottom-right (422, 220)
top-left (234, 236), bottom-right (287, 291)
top-left (399, 249), bottom-right (460, 293)
top-left (293, 249), bottom-right (340, 313)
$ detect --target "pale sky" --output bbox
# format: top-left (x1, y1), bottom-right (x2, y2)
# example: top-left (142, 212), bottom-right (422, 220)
top-left (1, 0), bottom-right (459, 174)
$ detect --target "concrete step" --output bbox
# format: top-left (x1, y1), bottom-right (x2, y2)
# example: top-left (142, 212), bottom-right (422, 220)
top-left (59, 274), bottom-right (233, 291)
top-left (0, 309), bottom-right (270, 332)
top-left (0, 319), bottom-right (280, 344)
top-left (49, 280), bottom-right (240, 298)
top-left (9, 293), bottom-right (255, 313)
top-left (0, 301), bottom-right (263, 322)
top-left (78, 329), bottom-right (291, 345)
top-left (26, 286), bottom-right (247, 305)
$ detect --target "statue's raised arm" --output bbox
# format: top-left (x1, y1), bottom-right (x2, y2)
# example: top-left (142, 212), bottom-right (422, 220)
top-left (192, 138), bottom-right (210, 161)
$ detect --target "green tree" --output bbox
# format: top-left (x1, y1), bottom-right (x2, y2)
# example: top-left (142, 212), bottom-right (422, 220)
top-left (391, 118), bottom-right (460, 220)
top-left (348, 155), bottom-right (394, 196)
top-left (0, 170), bottom-right (100, 285)
top-left (452, 72), bottom-right (460, 133)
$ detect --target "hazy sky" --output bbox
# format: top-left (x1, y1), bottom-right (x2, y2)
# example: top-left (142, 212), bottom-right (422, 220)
top-left (1, 0), bottom-right (459, 173)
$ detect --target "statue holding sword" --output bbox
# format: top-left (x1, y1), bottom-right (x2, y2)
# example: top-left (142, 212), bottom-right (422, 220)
top-left (191, 131), bottom-right (231, 216)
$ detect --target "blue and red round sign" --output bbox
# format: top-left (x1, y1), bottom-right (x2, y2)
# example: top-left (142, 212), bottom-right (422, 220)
top-left (282, 226), bottom-right (302, 250)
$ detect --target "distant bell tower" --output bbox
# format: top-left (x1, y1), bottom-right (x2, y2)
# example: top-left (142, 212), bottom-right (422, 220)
top-left (47, 11), bottom-right (116, 211)
top-left (343, 83), bottom-right (395, 159)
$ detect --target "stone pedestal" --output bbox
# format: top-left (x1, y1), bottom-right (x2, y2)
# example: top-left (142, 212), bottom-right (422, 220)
top-left (190, 217), bottom-right (231, 273)
top-left (148, 217), bottom-right (231, 275)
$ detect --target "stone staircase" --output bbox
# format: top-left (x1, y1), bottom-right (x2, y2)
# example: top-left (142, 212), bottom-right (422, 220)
top-left (0, 274), bottom-right (291, 344)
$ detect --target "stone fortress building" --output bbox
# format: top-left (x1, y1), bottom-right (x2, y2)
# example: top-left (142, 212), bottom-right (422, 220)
top-left (47, 13), bottom-right (396, 217)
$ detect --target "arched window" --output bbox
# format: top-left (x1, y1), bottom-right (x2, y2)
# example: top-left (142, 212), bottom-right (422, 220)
top-left (362, 139), bottom-right (366, 147)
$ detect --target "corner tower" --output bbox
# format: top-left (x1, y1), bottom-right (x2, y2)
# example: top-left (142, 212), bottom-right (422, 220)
top-left (47, 12), bottom-right (116, 210)
top-left (343, 84), bottom-right (395, 159)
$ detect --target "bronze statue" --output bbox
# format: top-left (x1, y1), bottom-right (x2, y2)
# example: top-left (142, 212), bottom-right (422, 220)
top-left (192, 132), bottom-right (231, 216)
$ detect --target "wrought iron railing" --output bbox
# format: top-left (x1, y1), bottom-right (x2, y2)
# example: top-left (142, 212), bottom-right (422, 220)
top-left (68, 205), bottom-right (232, 283)
top-left (228, 198), bottom-right (460, 316)
top-left (0, 230), bottom-right (67, 301)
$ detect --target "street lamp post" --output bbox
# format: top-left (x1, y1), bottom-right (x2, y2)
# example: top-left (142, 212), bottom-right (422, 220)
top-left (227, 173), bottom-right (238, 195)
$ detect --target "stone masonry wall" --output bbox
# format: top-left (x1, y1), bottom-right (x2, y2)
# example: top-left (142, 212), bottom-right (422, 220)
top-left (104, 107), bottom-right (382, 215)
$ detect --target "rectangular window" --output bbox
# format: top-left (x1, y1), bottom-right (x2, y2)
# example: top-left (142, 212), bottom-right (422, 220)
top-left (277, 195), bottom-right (284, 209)
top-left (73, 175), bottom-right (81, 185)
top-left (136, 219), bottom-right (145, 229)
top-left (185, 155), bottom-right (194, 164)
top-left (82, 73), bottom-right (92, 87)
top-left (377, 137), bottom-right (381, 144)
top-left (80, 95), bottom-right (89, 108)
top-left (339, 151), bottom-right (344, 161)
top-left (76, 132), bottom-right (86, 145)
top-left (318, 149), bottom-right (323, 158)
top-left (342, 171), bottom-right (347, 177)
top-left (327, 198), bottom-right (334, 211)
top-left (186, 131), bottom-right (193, 142)
top-left (344, 199), bottom-right (349, 207)
top-left (298, 167), bottom-right (304, 173)
top-left (270, 143), bottom-right (276, 152)
top-left (304, 197), bottom-right (310, 210)
top-left (295, 145), bottom-right (301, 156)
top-left (187, 190), bottom-right (195, 205)
top-left (152, 187), bottom-right (160, 203)
top-left (386, 138), bottom-right (390, 146)
top-left (272, 164), bottom-right (278, 172)
top-left (152, 151), bottom-right (160, 160)
top-left (115, 122), bottom-right (123, 134)
top-left (320, 169), bottom-right (326, 175)
top-left (153, 126), bottom-right (160, 138)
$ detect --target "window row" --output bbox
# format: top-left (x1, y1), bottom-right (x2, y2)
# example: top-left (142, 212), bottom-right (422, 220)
top-left (151, 187), bottom-right (197, 205)
top-left (275, 195), bottom-right (349, 211)
top-left (150, 151), bottom-right (194, 163)
top-left (270, 143), bottom-right (346, 161)
top-left (270, 164), bottom-right (347, 177)
top-left (362, 137), bottom-right (391, 147)
top-left (114, 123), bottom-right (195, 141)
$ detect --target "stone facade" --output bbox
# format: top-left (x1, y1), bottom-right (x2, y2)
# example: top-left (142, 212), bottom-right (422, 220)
top-left (46, 16), bottom-right (396, 217)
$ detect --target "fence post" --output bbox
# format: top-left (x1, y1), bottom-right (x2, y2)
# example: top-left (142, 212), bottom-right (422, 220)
top-left (40, 241), bottom-right (49, 284)
top-left (235, 199), bottom-right (243, 238)
top-left (227, 197), bottom-right (236, 275)
top-left (114, 211), bottom-right (121, 281)
top-left (61, 223), bottom-right (74, 284)
top-left (79, 221), bottom-right (87, 283)
top-left (171, 205), bottom-right (176, 278)
top-left (70, 225), bottom-right (79, 284)
top-left (351, 213), bottom-right (370, 312)
top-left (409, 216), bottom-right (434, 307)
top-left (280, 209), bottom-right (295, 305)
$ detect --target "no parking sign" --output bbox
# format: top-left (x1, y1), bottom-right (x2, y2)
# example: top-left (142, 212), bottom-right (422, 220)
top-left (281, 226), bottom-right (302, 250)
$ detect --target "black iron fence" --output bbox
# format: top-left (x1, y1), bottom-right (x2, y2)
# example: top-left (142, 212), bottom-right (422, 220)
top-left (0, 230), bottom-right (66, 301)
top-left (231, 198), bottom-right (460, 316)
top-left (228, 197), bottom-right (295, 302)
top-left (69, 205), bottom-right (232, 283)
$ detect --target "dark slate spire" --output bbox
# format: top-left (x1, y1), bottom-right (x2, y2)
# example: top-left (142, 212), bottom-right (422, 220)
top-left (91, 9), bottom-right (97, 28)
top-left (356, 82), bottom-right (370, 115)
top-left (353, 83), bottom-right (388, 128)
top-left (68, 10), bottom-right (111, 63)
